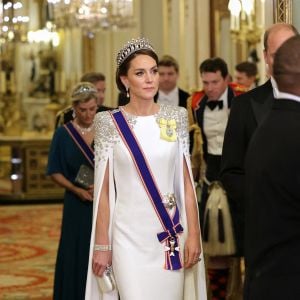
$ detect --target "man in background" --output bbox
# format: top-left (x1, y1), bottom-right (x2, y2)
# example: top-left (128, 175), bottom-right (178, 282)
top-left (188, 57), bottom-right (246, 299)
top-left (55, 72), bottom-right (110, 127)
top-left (244, 34), bottom-right (300, 300)
top-left (220, 23), bottom-right (299, 300)
top-left (221, 23), bottom-right (298, 258)
top-left (157, 55), bottom-right (190, 108)
top-left (234, 61), bottom-right (257, 90)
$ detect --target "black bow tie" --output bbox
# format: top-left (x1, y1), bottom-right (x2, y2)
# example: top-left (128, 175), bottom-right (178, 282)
top-left (206, 100), bottom-right (223, 110)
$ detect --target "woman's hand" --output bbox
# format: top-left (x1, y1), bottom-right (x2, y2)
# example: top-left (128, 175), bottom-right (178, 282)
top-left (50, 173), bottom-right (93, 202)
top-left (184, 233), bottom-right (201, 269)
top-left (92, 250), bottom-right (112, 277)
top-left (74, 186), bottom-right (93, 202)
top-left (87, 184), bottom-right (94, 197)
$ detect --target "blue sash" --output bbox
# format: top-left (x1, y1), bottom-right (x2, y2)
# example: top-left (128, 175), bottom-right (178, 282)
top-left (111, 110), bottom-right (183, 270)
top-left (64, 122), bottom-right (94, 168)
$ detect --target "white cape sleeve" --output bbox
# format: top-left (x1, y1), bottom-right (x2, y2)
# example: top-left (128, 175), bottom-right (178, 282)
top-left (174, 107), bottom-right (207, 300)
top-left (85, 112), bottom-right (119, 300)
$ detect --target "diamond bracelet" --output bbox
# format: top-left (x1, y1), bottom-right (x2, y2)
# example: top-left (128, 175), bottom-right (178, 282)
top-left (94, 244), bottom-right (112, 251)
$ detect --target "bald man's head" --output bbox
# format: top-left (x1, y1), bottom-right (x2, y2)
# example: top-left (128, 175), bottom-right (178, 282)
top-left (263, 23), bottom-right (299, 76)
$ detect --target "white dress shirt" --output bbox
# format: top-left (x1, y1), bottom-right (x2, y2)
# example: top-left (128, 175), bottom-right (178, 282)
top-left (203, 88), bottom-right (230, 155)
top-left (271, 76), bottom-right (280, 98)
top-left (157, 87), bottom-right (179, 106)
top-left (275, 90), bottom-right (300, 103)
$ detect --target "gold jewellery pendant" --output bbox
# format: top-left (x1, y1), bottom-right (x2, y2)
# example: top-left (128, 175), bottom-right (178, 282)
top-left (159, 118), bottom-right (177, 142)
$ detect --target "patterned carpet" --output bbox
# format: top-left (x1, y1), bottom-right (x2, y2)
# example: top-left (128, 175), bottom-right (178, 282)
top-left (0, 204), bottom-right (62, 299)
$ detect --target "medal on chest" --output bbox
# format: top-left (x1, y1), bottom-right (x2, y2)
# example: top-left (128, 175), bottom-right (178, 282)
top-left (158, 118), bottom-right (177, 142)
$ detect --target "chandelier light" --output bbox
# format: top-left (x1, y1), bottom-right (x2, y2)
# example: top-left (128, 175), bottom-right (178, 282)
top-left (0, 0), bottom-right (30, 42)
top-left (47, 0), bottom-right (135, 35)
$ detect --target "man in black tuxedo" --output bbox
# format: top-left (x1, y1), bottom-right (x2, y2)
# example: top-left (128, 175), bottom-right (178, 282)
top-left (244, 34), bottom-right (300, 300)
top-left (157, 55), bottom-right (190, 108)
top-left (55, 72), bottom-right (111, 128)
top-left (220, 23), bottom-right (298, 258)
top-left (188, 57), bottom-right (246, 299)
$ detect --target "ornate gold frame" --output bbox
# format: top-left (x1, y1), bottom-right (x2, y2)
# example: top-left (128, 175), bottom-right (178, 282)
top-left (273, 0), bottom-right (293, 23)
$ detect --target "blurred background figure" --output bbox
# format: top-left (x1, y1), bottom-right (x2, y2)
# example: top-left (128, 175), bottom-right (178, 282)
top-left (157, 54), bottom-right (190, 108)
top-left (221, 22), bottom-right (299, 300)
top-left (47, 82), bottom-right (98, 300)
top-left (188, 57), bottom-right (246, 300)
top-left (234, 61), bottom-right (258, 90)
top-left (55, 72), bottom-right (110, 128)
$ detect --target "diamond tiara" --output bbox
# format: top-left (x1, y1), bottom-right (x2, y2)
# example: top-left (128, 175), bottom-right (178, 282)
top-left (72, 84), bottom-right (98, 98)
top-left (116, 37), bottom-right (155, 68)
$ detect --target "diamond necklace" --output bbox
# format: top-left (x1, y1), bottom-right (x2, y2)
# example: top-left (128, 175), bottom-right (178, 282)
top-left (73, 122), bottom-right (94, 135)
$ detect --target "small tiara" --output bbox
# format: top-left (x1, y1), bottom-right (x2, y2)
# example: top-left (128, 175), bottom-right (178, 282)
top-left (116, 37), bottom-right (155, 68)
top-left (72, 85), bottom-right (98, 97)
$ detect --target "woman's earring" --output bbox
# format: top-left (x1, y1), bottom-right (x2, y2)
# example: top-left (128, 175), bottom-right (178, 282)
top-left (126, 86), bottom-right (130, 98)
top-left (72, 109), bottom-right (76, 119)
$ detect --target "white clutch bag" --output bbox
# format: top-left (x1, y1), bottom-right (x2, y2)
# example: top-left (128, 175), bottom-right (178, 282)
top-left (97, 266), bottom-right (116, 293)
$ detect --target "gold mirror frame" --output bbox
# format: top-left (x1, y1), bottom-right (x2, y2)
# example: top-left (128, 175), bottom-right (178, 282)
top-left (273, 0), bottom-right (293, 23)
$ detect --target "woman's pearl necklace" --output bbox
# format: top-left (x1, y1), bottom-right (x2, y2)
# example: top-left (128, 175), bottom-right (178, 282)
top-left (74, 122), bottom-right (94, 135)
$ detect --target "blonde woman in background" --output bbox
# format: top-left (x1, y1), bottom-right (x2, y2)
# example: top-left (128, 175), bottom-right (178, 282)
top-left (47, 82), bottom-right (98, 299)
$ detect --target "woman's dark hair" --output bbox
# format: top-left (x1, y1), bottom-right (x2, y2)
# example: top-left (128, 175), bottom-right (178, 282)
top-left (116, 49), bottom-right (159, 95)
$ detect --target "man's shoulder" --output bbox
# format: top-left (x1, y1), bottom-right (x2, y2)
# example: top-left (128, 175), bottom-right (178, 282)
top-left (56, 105), bottom-right (72, 116)
top-left (178, 88), bottom-right (190, 97)
top-left (234, 79), bottom-right (272, 101)
top-left (228, 82), bottom-right (248, 96)
top-left (188, 90), bottom-right (206, 110)
top-left (55, 105), bottom-right (73, 127)
top-left (97, 105), bottom-right (113, 112)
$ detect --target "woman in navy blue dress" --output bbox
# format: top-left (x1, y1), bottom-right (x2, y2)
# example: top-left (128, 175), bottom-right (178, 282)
top-left (47, 82), bottom-right (98, 299)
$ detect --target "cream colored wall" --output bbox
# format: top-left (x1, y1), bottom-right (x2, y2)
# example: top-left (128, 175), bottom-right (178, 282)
top-left (138, 0), bottom-right (210, 93)
top-left (293, 1), bottom-right (300, 30)
top-left (256, 0), bottom-right (271, 85)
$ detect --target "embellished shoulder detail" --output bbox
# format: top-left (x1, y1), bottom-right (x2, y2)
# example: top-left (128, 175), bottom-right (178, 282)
top-left (94, 110), bottom-right (120, 162)
top-left (156, 104), bottom-right (189, 155)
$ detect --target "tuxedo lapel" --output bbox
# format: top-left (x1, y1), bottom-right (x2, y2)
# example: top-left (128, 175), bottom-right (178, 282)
top-left (227, 86), bottom-right (234, 108)
top-left (178, 88), bottom-right (189, 108)
top-left (195, 95), bottom-right (208, 129)
top-left (250, 80), bottom-right (274, 126)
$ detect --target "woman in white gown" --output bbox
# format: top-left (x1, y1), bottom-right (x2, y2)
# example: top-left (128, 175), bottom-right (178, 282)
top-left (85, 38), bottom-right (207, 300)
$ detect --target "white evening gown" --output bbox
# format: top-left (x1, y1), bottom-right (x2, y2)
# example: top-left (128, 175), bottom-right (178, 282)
top-left (85, 104), bottom-right (207, 300)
